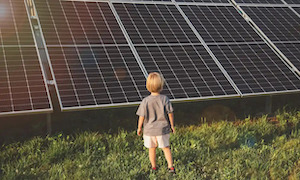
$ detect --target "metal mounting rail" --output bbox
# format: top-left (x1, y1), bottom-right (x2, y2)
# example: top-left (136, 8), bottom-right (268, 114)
top-left (24, 0), bottom-right (54, 111)
top-left (31, 0), bottom-right (65, 110)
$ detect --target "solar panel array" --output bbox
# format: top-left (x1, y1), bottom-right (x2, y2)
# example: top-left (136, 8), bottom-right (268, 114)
top-left (1, 0), bottom-right (300, 114)
top-left (34, 0), bottom-right (300, 111)
top-left (0, 0), bottom-right (52, 116)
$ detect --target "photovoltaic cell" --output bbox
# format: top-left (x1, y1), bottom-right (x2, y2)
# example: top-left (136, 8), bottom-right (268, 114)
top-left (114, 3), bottom-right (200, 44)
top-left (35, 0), bottom-right (127, 45)
top-left (209, 44), bottom-right (300, 94)
top-left (135, 45), bottom-right (238, 99)
top-left (181, 5), bottom-right (263, 43)
top-left (235, 0), bottom-right (283, 4)
top-left (242, 6), bottom-right (300, 42)
top-left (48, 46), bottom-right (148, 108)
top-left (0, 0), bottom-right (51, 115)
top-left (275, 43), bottom-right (300, 69)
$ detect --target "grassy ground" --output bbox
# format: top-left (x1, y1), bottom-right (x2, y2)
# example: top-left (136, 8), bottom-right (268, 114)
top-left (0, 109), bottom-right (300, 180)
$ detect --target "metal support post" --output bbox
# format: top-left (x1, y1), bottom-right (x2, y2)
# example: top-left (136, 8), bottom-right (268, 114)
top-left (47, 113), bottom-right (52, 135)
top-left (265, 96), bottom-right (272, 115)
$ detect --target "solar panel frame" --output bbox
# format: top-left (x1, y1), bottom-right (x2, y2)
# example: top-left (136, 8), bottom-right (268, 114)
top-left (0, 0), bottom-right (53, 116)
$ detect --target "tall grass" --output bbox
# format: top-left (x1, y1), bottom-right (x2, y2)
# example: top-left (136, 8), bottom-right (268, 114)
top-left (0, 110), bottom-right (299, 179)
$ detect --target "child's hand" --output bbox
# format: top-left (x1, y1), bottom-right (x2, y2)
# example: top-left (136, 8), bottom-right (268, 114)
top-left (171, 126), bottom-right (175, 134)
top-left (137, 128), bottom-right (142, 136)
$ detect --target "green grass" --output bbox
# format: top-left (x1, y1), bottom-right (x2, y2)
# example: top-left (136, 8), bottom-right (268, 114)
top-left (1, 109), bottom-right (300, 180)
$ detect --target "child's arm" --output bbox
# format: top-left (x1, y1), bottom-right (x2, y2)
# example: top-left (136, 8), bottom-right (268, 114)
top-left (137, 116), bottom-right (144, 136)
top-left (168, 113), bottom-right (175, 134)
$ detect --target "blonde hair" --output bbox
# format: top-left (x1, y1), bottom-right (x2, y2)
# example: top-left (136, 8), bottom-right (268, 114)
top-left (146, 72), bottom-right (164, 93)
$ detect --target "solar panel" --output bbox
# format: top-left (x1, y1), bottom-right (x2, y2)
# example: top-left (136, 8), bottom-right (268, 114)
top-left (35, 0), bottom-right (127, 45)
top-left (275, 43), bottom-right (300, 69)
top-left (47, 46), bottom-right (148, 108)
top-left (114, 3), bottom-right (200, 44)
top-left (0, 0), bottom-right (52, 115)
top-left (175, 0), bottom-right (230, 3)
top-left (235, 0), bottom-right (284, 4)
top-left (135, 45), bottom-right (238, 99)
top-left (242, 6), bottom-right (300, 42)
top-left (180, 5), bottom-right (263, 43)
top-left (209, 44), bottom-right (300, 94)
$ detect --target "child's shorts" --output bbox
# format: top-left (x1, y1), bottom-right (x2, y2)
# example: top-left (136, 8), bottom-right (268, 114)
top-left (143, 134), bottom-right (170, 148)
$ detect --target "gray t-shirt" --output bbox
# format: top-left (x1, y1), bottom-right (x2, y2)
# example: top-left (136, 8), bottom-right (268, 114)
top-left (136, 94), bottom-right (173, 136)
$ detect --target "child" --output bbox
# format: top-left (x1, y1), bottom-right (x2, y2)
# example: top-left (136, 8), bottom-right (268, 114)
top-left (136, 72), bottom-right (175, 173)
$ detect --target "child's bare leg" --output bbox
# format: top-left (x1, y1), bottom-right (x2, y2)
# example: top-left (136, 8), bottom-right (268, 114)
top-left (149, 147), bottom-right (157, 168)
top-left (162, 146), bottom-right (173, 168)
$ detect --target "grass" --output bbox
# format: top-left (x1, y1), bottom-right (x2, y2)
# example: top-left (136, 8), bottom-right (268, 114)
top-left (0, 109), bottom-right (300, 179)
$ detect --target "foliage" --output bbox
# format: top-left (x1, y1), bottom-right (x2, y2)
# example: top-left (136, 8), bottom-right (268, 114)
top-left (0, 110), bottom-right (300, 179)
